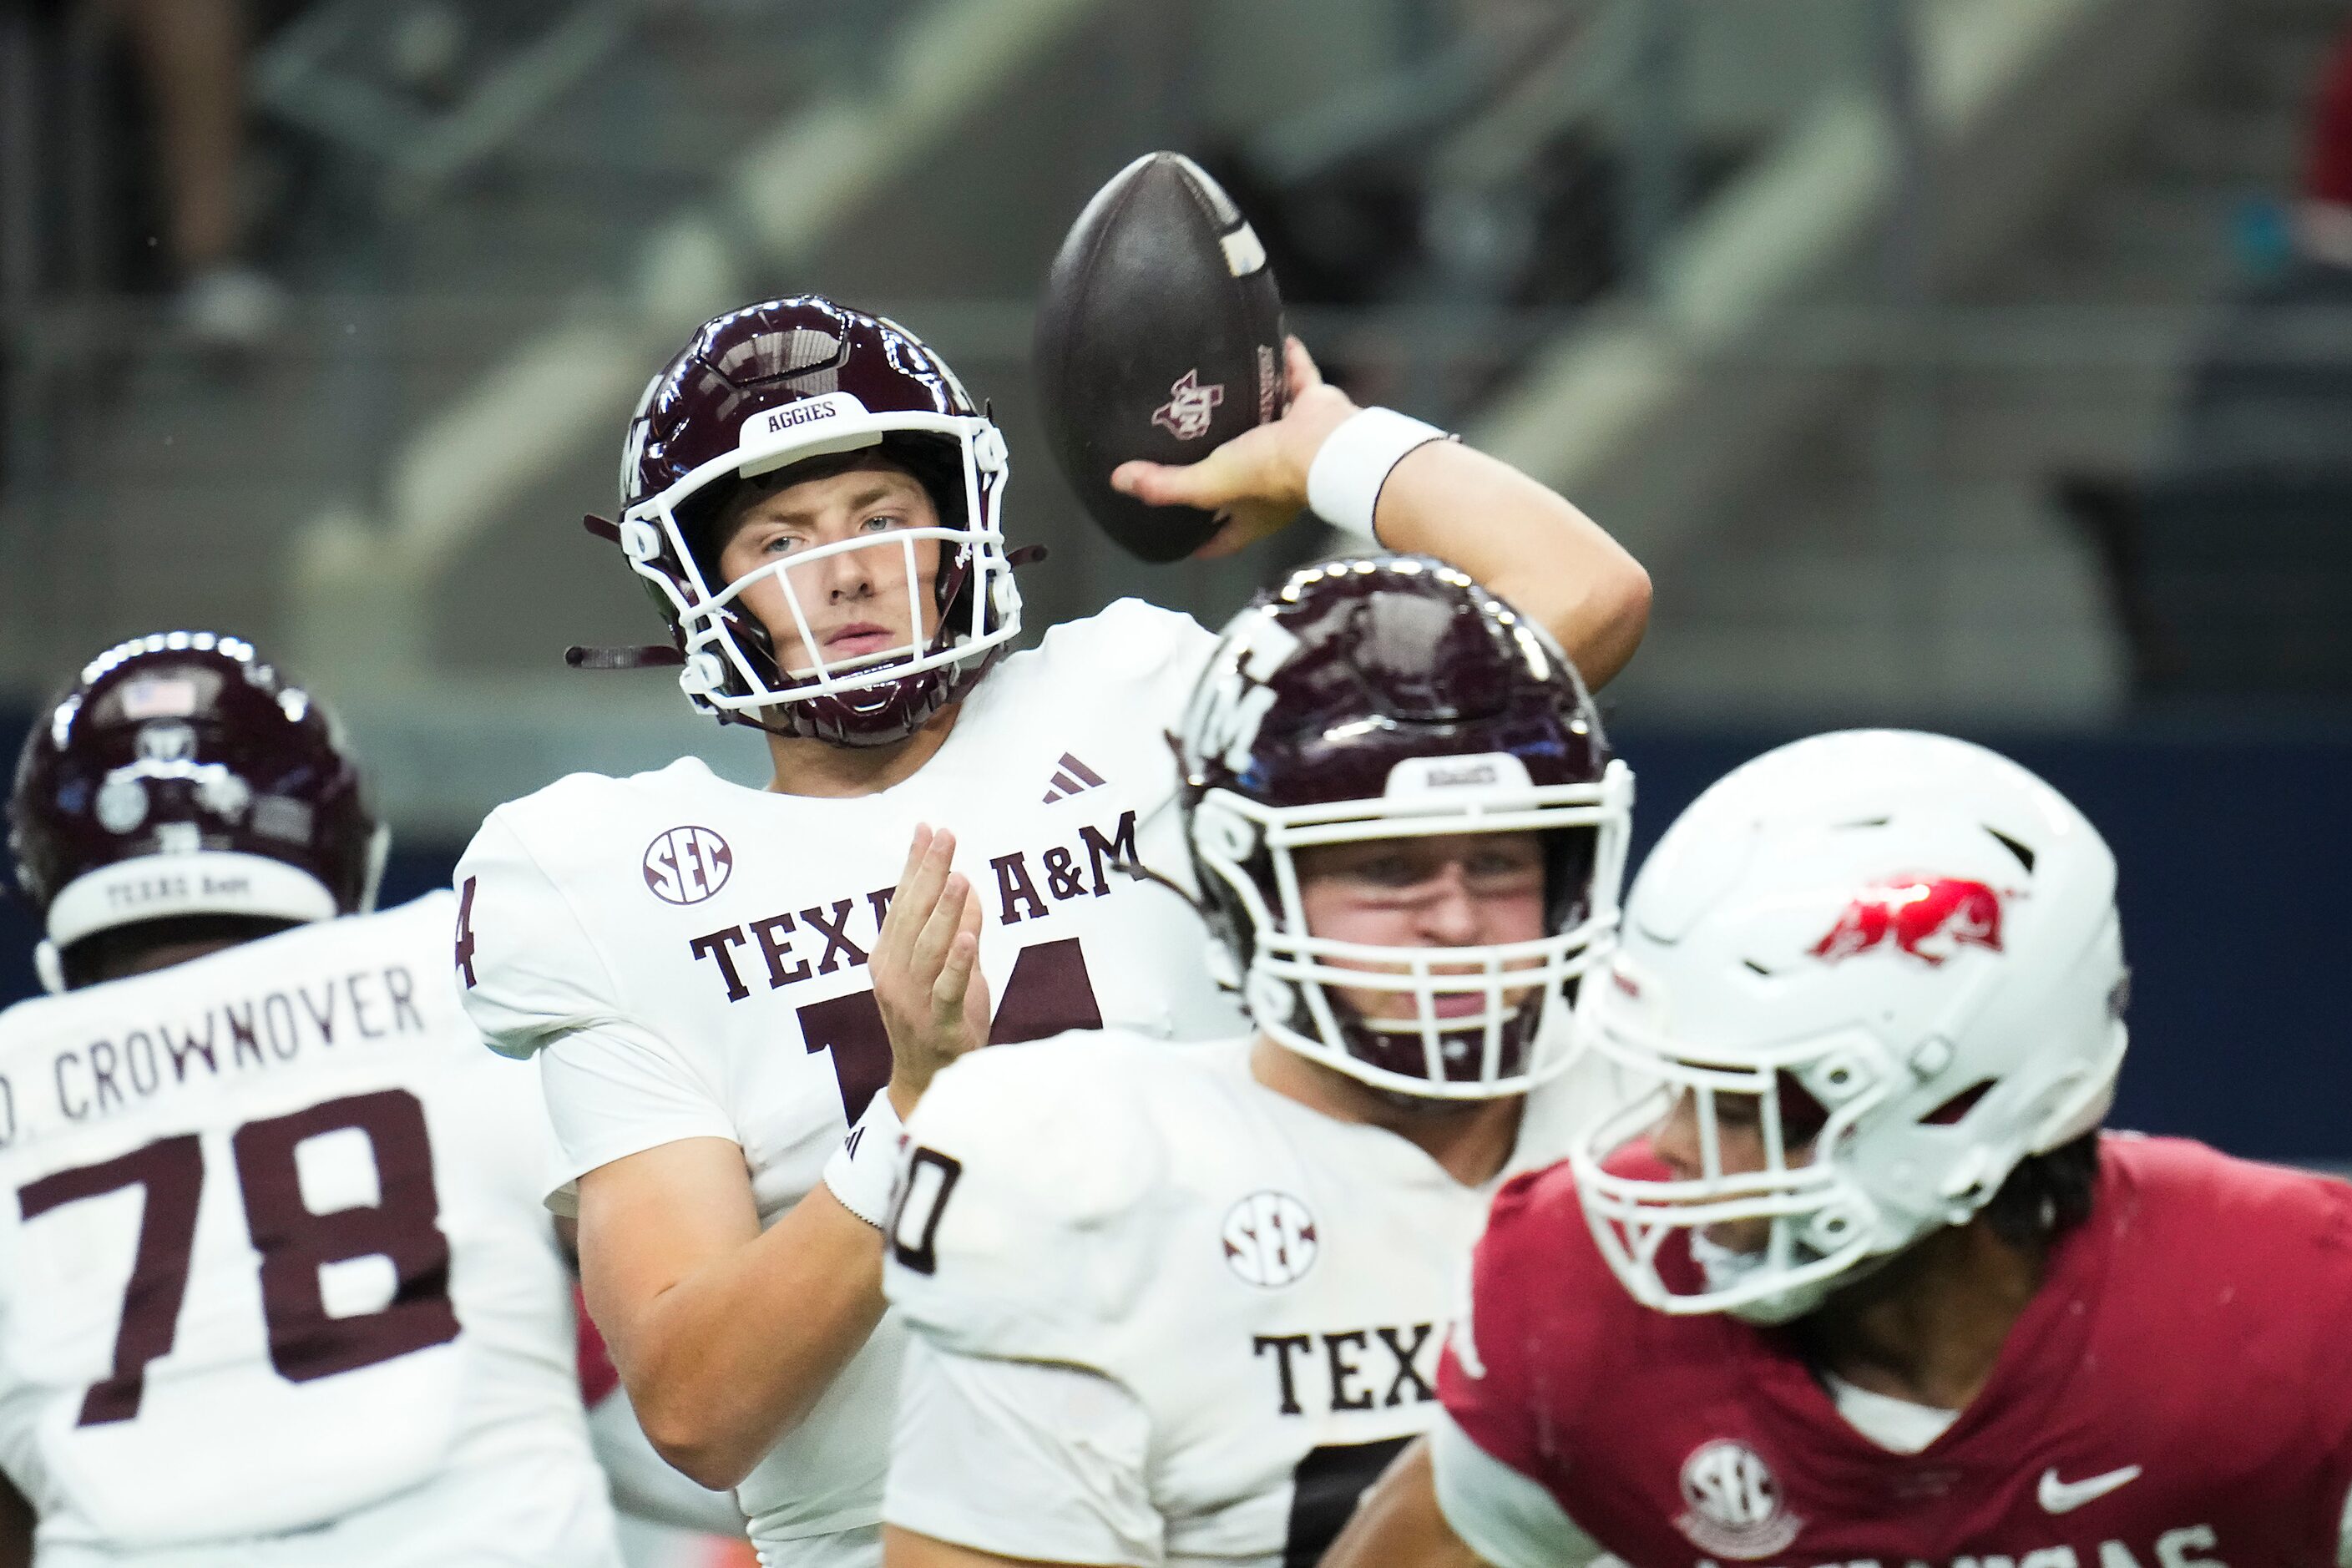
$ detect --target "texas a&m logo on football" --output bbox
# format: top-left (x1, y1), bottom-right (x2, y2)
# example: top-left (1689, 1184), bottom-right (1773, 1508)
top-left (1151, 368), bottom-right (1224, 441)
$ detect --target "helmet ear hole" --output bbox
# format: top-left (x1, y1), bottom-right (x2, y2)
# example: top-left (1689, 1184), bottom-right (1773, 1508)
top-left (1245, 970), bottom-right (1296, 1024)
top-left (1804, 1200), bottom-right (1865, 1252)
top-left (619, 518), bottom-right (663, 563)
top-left (1191, 800), bottom-right (1258, 863)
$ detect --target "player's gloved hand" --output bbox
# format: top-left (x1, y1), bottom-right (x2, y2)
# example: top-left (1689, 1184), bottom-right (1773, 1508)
top-left (873, 824), bottom-right (990, 1117)
top-left (1110, 336), bottom-right (1357, 560)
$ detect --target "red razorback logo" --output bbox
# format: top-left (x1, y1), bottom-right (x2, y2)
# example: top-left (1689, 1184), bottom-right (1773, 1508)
top-left (1810, 877), bottom-right (2006, 967)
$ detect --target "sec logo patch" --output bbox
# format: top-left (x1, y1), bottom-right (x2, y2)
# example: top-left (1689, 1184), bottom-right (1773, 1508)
top-left (1222, 1191), bottom-right (1318, 1288)
top-left (1676, 1439), bottom-right (1803, 1560)
top-left (643, 826), bottom-right (733, 906)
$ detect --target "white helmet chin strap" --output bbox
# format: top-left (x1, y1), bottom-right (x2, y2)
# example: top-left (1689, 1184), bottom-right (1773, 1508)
top-left (1692, 1232), bottom-right (1903, 1326)
top-left (634, 407), bottom-right (1020, 720)
top-left (33, 942), bottom-right (64, 997)
top-left (1193, 757), bottom-right (1635, 1101)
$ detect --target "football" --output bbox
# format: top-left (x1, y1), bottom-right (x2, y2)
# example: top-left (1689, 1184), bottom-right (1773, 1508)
top-left (1033, 151), bottom-right (1290, 564)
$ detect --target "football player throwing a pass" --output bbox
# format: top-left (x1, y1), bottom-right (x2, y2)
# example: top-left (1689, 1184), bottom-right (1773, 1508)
top-left (1326, 731), bottom-right (2352, 1568)
top-left (878, 558), bottom-right (1634, 1568)
top-left (0, 634), bottom-right (624, 1567)
top-left (453, 296), bottom-right (1649, 1568)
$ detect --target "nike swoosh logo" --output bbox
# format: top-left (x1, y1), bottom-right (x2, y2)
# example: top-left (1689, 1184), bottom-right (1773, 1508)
top-left (2038, 1464), bottom-right (2142, 1514)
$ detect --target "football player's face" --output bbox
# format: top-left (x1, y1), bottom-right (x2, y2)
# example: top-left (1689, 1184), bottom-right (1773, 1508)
top-left (1293, 831), bottom-right (1546, 1022)
top-left (1649, 1082), bottom-right (1822, 1254)
top-left (716, 461), bottom-right (944, 680)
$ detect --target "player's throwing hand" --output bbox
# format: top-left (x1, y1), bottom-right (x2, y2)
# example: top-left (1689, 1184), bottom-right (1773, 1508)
top-left (873, 825), bottom-right (989, 1116)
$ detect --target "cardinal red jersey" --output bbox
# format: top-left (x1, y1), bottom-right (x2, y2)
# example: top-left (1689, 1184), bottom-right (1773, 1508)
top-left (1439, 1133), bottom-right (2352, 1568)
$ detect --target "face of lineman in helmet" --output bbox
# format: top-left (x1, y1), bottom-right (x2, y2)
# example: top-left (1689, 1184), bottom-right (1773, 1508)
top-left (1292, 831), bottom-right (1548, 1022)
top-left (1648, 1079), bottom-right (1826, 1254)
top-left (713, 454), bottom-right (945, 681)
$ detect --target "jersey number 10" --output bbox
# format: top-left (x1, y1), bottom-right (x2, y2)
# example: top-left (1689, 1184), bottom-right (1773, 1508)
top-left (17, 1089), bottom-right (459, 1427)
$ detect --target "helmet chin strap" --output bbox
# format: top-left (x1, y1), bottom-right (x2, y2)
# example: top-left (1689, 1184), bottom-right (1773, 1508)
top-left (33, 940), bottom-right (65, 996)
top-left (1701, 1232), bottom-right (1857, 1326)
top-left (564, 644), bottom-right (685, 670)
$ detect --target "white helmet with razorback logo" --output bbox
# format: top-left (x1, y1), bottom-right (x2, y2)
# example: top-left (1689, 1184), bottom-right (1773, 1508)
top-left (1573, 730), bottom-right (2127, 1323)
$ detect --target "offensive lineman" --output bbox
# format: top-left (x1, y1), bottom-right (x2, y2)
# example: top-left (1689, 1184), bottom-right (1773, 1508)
top-left (453, 298), bottom-right (1650, 1568)
top-left (1324, 731), bottom-right (2352, 1568)
top-left (0, 633), bottom-right (624, 1566)
top-left (877, 559), bottom-right (1635, 1568)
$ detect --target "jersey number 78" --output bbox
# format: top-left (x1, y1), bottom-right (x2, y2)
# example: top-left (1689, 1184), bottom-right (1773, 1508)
top-left (17, 1089), bottom-right (459, 1426)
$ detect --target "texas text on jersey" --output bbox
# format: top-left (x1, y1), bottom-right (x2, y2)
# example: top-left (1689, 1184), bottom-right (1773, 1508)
top-left (0, 894), bottom-right (620, 1566)
top-left (1436, 1133), bottom-right (2352, 1568)
top-left (455, 598), bottom-right (1247, 1555)
top-left (883, 1032), bottom-right (1602, 1568)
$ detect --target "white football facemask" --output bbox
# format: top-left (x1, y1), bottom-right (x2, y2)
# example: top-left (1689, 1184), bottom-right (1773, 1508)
top-left (1191, 753), bottom-right (1636, 1100)
top-left (618, 393), bottom-right (1021, 717)
top-left (1569, 731), bottom-right (2128, 1324)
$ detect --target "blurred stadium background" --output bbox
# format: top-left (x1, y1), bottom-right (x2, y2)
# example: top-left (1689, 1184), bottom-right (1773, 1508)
top-left (3, 0), bottom-right (2347, 1272)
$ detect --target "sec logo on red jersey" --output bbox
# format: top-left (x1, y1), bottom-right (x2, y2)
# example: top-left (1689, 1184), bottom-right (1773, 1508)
top-left (1676, 1439), bottom-right (1802, 1560)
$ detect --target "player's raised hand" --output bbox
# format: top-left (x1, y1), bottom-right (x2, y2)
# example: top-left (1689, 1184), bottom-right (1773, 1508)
top-left (873, 824), bottom-right (990, 1117)
top-left (1110, 337), bottom-right (1358, 560)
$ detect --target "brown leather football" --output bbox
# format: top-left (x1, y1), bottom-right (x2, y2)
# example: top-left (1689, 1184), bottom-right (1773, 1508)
top-left (1033, 152), bottom-right (1289, 564)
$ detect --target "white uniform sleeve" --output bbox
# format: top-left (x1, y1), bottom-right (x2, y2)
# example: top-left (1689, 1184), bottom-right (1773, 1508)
top-left (885, 1337), bottom-right (1161, 1568)
top-left (456, 807), bottom-right (633, 1059)
top-left (2337, 1479), bottom-right (2351, 1568)
top-left (535, 1028), bottom-right (737, 1215)
top-left (1430, 1409), bottom-right (1609, 1568)
top-left (458, 807), bottom-right (736, 1213)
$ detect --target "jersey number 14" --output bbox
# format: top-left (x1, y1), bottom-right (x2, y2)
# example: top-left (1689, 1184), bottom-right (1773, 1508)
top-left (800, 936), bottom-right (1103, 1120)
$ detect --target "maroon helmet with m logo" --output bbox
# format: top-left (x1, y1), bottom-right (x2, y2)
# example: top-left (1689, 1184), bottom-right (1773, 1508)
top-left (1176, 556), bottom-right (1634, 1098)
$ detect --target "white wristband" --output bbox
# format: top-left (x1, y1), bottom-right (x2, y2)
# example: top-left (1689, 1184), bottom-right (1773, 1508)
top-left (822, 1090), bottom-right (906, 1231)
top-left (1307, 406), bottom-right (1453, 543)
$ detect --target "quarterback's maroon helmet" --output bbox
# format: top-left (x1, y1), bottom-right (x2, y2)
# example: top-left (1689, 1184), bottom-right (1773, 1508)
top-left (1178, 557), bottom-right (1633, 1098)
top-left (8, 632), bottom-right (385, 991)
top-left (609, 295), bottom-right (1023, 747)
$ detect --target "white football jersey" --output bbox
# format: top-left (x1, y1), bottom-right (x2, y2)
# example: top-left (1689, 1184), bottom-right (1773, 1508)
top-left (0, 893), bottom-right (619, 1567)
top-left (881, 1031), bottom-right (1601, 1568)
top-left (453, 599), bottom-right (1246, 1561)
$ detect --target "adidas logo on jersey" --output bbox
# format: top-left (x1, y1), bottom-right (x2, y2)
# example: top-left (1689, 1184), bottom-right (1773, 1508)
top-left (1041, 752), bottom-right (1107, 805)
